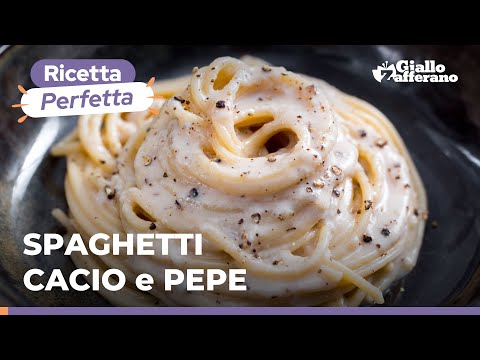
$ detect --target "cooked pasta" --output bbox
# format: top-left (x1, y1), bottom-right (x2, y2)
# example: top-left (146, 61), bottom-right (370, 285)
top-left (52, 56), bottom-right (427, 306)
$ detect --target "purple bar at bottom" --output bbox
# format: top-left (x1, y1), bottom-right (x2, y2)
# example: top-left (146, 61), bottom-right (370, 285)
top-left (7, 307), bottom-right (480, 315)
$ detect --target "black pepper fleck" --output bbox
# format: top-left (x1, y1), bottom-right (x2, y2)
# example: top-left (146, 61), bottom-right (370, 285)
top-left (251, 213), bottom-right (261, 224)
top-left (104, 186), bottom-right (116, 200)
top-left (363, 234), bottom-right (373, 243)
top-left (375, 139), bottom-right (388, 148)
top-left (189, 188), bottom-right (198, 198)
top-left (364, 200), bottom-right (373, 210)
top-left (381, 228), bottom-right (390, 236)
top-left (175, 200), bottom-right (182, 210)
top-left (216, 100), bottom-right (226, 108)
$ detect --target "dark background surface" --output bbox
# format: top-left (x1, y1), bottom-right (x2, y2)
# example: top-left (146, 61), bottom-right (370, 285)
top-left (0, 45), bottom-right (479, 306)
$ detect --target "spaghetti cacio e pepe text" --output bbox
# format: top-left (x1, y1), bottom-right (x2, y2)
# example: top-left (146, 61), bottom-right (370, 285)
top-left (22, 233), bottom-right (247, 292)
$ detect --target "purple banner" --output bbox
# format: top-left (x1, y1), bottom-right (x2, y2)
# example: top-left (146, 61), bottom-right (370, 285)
top-left (31, 59), bottom-right (136, 87)
top-left (7, 307), bottom-right (480, 315)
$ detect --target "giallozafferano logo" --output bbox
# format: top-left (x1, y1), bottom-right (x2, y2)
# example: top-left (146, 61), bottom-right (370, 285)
top-left (372, 60), bottom-right (458, 83)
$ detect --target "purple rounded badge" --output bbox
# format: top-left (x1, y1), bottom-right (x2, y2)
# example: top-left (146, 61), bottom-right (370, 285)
top-left (31, 59), bottom-right (136, 87)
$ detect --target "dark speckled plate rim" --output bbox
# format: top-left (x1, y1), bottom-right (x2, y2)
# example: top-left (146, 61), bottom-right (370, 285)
top-left (0, 45), bottom-right (30, 305)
